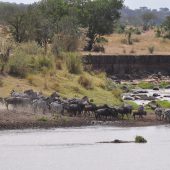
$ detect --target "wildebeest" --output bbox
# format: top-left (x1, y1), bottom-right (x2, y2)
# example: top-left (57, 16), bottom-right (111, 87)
top-left (49, 102), bottom-right (64, 115)
top-left (133, 111), bottom-right (147, 120)
top-left (84, 103), bottom-right (97, 117)
top-left (64, 103), bottom-right (85, 116)
top-left (164, 109), bottom-right (170, 122)
top-left (32, 98), bottom-right (49, 114)
top-left (155, 108), bottom-right (165, 121)
top-left (95, 107), bottom-right (118, 120)
top-left (4, 97), bottom-right (31, 110)
top-left (117, 105), bottom-right (132, 119)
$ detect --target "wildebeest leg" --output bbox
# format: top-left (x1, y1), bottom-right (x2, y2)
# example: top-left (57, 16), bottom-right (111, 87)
top-left (133, 114), bottom-right (136, 120)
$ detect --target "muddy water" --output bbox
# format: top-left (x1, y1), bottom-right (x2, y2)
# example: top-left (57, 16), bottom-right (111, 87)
top-left (0, 126), bottom-right (170, 170)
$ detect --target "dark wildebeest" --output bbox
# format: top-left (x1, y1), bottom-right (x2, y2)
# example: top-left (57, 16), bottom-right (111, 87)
top-left (164, 109), bottom-right (170, 122)
top-left (117, 105), bottom-right (132, 119)
top-left (64, 103), bottom-right (85, 116)
top-left (95, 108), bottom-right (118, 120)
top-left (133, 111), bottom-right (147, 120)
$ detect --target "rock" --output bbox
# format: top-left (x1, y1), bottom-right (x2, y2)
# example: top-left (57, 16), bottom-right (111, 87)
top-left (123, 96), bottom-right (134, 100)
top-left (133, 90), bottom-right (148, 94)
top-left (164, 95), bottom-right (170, 98)
top-left (165, 85), bottom-right (170, 89)
top-left (153, 93), bottom-right (160, 97)
top-left (98, 139), bottom-right (134, 144)
top-left (153, 87), bottom-right (159, 91)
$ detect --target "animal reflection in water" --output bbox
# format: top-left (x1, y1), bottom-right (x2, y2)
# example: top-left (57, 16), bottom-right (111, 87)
top-left (1, 89), bottom-right (169, 122)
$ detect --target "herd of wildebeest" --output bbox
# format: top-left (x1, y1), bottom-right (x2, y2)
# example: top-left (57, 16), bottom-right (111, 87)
top-left (0, 89), bottom-right (170, 122)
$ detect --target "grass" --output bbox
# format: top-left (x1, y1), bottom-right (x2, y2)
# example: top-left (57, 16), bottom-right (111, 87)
top-left (137, 81), bottom-right (155, 89)
top-left (0, 69), bottom-right (122, 106)
top-left (156, 100), bottom-right (170, 108)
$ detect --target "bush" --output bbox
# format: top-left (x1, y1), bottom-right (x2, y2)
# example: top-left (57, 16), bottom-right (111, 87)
top-left (78, 75), bottom-right (93, 90)
top-left (96, 37), bottom-right (108, 43)
top-left (16, 41), bottom-right (44, 55)
top-left (148, 46), bottom-right (155, 54)
top-left (156, 100), bottom-right (170, 108)
top-left (8, 52), bottom-right (31, 78)
top-left (37, 56), bottom-right (53, 71)
top-left (135, 136), bottom-right (147, 143)
top-left (66, 53), bottom-right (83, 74)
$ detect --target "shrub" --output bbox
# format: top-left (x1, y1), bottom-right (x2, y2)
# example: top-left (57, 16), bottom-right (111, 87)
top-left (135, 136), bottom-right (147, 143)
top-left (156, 100), bottom-right (170, 108)
top-left (37, 56), bottom-right (53, 71)
top-left (16, 41), bottom-right (44, 55)
top-left (96, 37), bottom-right (108, 43)
top-left (78, 75), bottom-right (93, 90)
top-left (8, 52), bottom-right (31, 78)
top-left (148, 46), bottom-right (155, 54)
top-left (66, 53), bottom-right (83, 74)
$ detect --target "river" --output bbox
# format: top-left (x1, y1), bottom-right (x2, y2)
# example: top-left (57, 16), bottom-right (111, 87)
top-left (0, 125), bottom-right (170, 170)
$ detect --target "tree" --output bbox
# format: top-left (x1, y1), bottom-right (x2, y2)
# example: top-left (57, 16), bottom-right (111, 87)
top-left (142, 12), bottom-right (156, 30)
top-left (78, 0), bottom-right (123, 51)
top-left (162, 16), bottom-right (170, 38)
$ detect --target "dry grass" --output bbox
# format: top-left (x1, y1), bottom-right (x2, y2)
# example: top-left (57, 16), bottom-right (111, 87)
top-left (83, 30), bottom-right (170, 55)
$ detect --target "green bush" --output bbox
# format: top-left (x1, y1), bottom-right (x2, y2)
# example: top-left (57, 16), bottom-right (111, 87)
top-left (66, 53), bottom-right (83, 74)
top-left (148, 46), bottom-right (155, 54)
top-left (8, 52), bottom-right (31, 78)
top-left (37, 56), bottom-right (53, 71)
top-left (96, 37), bottom-right (108, 43)
top-left (135, 136), bottom-right (147, 143)
top-left (78, 75), bottom-right (93, 90)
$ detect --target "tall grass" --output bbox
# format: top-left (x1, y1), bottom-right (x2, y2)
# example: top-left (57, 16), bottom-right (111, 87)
top-left (65, 53), bottom-right (83, 74)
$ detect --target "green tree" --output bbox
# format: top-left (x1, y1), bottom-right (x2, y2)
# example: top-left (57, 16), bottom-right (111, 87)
top-left (77, 0), bottom-right (123, 51)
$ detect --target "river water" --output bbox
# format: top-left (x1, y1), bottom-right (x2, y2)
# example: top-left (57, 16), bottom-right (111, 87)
top-left (0, 125), bottom-right (170, 170)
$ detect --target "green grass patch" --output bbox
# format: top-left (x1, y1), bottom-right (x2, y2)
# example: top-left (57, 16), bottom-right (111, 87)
top-left (156, 100), bottom-right (170, 108)
top-left (137, 81), bottom-right (154, 89)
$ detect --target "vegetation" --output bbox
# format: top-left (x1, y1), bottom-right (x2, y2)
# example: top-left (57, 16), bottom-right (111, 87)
top-left (135, 136), bottom-right (147, 143)
top-left (138, 81), bottom-right (155, 89)
top-left (65, 53), bottom-right (83, 74)
top-left (148, 46), bottom-right (155, 54)
top-left (156, 100), bottom-right (170, 108)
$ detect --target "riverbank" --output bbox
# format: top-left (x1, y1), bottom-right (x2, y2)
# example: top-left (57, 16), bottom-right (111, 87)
top-left (0, 109), bottom-right (167, 130)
